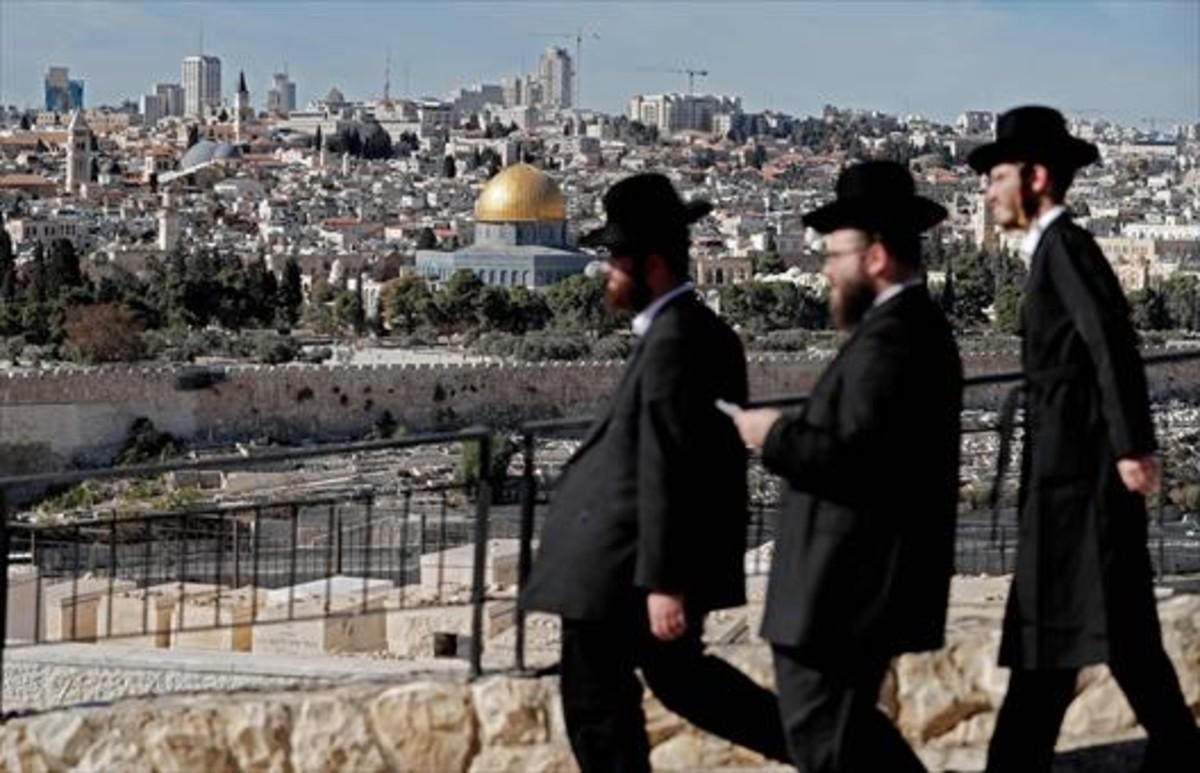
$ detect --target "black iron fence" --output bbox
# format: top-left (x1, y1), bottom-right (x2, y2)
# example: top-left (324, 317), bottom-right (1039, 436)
top-left (0, 429), bottom-right (502, 715)
top-left (4, 351), bottom-right (1200, 715)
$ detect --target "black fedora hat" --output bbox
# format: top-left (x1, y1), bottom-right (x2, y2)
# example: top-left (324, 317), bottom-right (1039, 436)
top-left (802, 160), bottom-right (947, 235)
top-left (968, 105), bottom-right (1099, 175)
top-left (579, 173), bottom-right (713, 249)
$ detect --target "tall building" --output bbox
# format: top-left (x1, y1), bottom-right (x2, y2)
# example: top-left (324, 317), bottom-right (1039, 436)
top-left (182, 55), bottom-right (221, 118)
top-left (65, 111), bottom-right (92, 193)
top-left (267, 72), bottom-right (296, 114)
top-left (44, 66), bottom-right (84, 112)
top-left (627, 93), bottom-right (742, 136)
top-left (156, 83), bottom-right (184, 117)
top-left (140, 93), bottom-right (164, 126)
top-left (537, 47), bottom-right (573, 109)
top-left (500, 76), bottom-right (523, 107)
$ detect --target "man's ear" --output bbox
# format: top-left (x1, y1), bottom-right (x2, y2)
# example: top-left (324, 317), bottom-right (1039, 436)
top-left (864, 240), bottom-right (890, 279)
top-left (1028, 163), bottom-right (1053, 198)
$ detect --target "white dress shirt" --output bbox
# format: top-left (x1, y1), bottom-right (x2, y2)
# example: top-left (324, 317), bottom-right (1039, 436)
top-left (1020, 205), bottom-right (1066, 258)
top-left (631, 281), bottom-right (696, 337)
top-left (872, 277), bottom-right (926, 310)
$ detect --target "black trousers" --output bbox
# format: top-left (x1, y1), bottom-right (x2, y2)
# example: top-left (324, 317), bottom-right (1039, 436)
top-left (559, 611), bottom-right (789, 773)
top-left (986, 642), bottom-right (1199, 772)
top-left (771, 645), bottom-right (925, 773)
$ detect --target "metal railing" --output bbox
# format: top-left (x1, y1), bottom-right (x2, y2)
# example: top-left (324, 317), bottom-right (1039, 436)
top-left (509, 350), bottom-right (1200, 670)
top-left (4, 350), bottom-right (1200, 715)
top-left (0, 428), bottom-right (497, 716)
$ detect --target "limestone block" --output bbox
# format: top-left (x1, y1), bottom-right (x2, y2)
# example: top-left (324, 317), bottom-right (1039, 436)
top-left (894, 645), bottom-right (993, 743)
top-left (1061, 666), bottom-right (1137, 739)
top-left (22, 710), bottom-right (108, 769)
top-left (0, 722), bottom-right (53, 773)
top-left (138, 707), bottom-right (237, 772)
top-left (222, 700), bottom-right (293, 773)
top-left (6, 565), bottom-right (40, 643)
top-left (648, 731), bottom-right (758, 770)
top-left (252, 594), bottom-right (388, 656)
top-left (369, 682), bottom-right (475, 773)
top-left (170, 586), bottom-right (266, 652)
top-left (471, 677), bottom-right (552, 746)
top-left (420, 539), bottom-right (519, 591)
top-left (383, 600), bottom-right (472, 658)
top-left (41, 578), bottom-right (135, 643)
top-left (290, 694), bottom-right (388, 773)
top-left (96, 582), bottom-right (223, 648)
top-left (468, 745), bottom-right (578, 773)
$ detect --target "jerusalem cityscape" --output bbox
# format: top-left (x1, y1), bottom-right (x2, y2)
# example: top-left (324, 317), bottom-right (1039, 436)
top-left (0, 1), bottom-right (1198, 771)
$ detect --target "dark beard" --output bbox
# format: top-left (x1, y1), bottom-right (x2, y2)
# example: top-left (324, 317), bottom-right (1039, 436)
top-left (833, 278), bottom-right (876, 330)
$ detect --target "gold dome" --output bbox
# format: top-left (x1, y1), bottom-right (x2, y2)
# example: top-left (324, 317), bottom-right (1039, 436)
top-left (474, 163), bottom-right (566, 222)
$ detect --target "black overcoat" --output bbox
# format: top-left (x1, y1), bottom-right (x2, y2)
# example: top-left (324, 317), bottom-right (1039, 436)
top-left (519, 292), bottom-right (750, 620)
top-left (1000, 213), bottom-right (1161, 669)
top-left (759, 287), bottom-right (962, 665)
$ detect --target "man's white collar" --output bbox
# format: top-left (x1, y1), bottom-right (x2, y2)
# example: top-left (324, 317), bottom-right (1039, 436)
top-left (1020, 205), bottom-right (1066, 257)
top-left (632, 282), bottom-right (695, 337)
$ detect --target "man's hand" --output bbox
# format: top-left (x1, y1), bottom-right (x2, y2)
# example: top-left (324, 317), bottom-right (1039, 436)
top-left (732, 408), bottom-right (782, 450)
top-left (647, 592), bottom-right (687, 641)
top-left (1117, 455), bottom-right (1160, 495)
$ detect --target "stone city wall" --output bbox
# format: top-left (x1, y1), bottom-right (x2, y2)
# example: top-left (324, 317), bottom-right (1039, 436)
top-left (22, 349), bottom-right (1200, 483)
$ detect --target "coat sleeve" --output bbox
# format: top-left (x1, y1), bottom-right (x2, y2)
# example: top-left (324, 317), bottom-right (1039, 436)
top-left (1045, 231), bottom-right (1156, 457)
top-left (761, 332), bottom-right (906, 506)
top-left (633, 334), bottom-right (728, 593)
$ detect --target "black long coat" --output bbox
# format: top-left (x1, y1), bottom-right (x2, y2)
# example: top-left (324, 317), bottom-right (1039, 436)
top-left (1001, 213), bottom-right (1160, 670)
top-left (759, 287), bottom-right (962, 665)
top-left (519, 293), bottom-right (750, 620)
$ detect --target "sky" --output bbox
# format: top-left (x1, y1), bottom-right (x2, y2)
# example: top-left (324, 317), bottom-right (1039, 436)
top-left (1, 0), bottom-right (1197, 126)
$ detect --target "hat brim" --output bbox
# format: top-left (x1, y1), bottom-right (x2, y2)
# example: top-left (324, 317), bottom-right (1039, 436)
top-left (579, 200), bottom-right (713, 248)
top-left (967, 136), bottom-right (1099, 174)
top-left (802, 196), bottom-right (947, 235)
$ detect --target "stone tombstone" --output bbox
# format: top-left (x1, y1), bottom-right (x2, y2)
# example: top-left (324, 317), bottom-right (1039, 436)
top-left (41, 577), bottom-right (136, 642)
top-left (96, 582), bottom-right (224, 648)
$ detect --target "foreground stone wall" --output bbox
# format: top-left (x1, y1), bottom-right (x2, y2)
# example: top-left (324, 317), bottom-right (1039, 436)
top-left (1, 582), bottom-right (1197, 772)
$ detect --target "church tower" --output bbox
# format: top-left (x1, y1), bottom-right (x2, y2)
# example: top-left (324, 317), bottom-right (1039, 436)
top-left (65, 111), bottom-right (92, 194)
top-left (234, 70), bottom-right (251, 142)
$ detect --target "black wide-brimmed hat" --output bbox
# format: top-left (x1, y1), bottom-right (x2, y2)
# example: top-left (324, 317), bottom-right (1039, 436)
top-left (968, 105), bottom-right (1099, 174)
top-left (579, 173), bottom-right (713, 249)
top-left (802, 160), bottom-right (947, 235)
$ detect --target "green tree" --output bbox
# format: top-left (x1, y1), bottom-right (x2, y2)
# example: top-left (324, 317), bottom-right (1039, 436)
top-left (277, 257), bottom-right (304, 327)
top-left (751, 251), bottom-right (787, 275)
top-left (476, 285), bottom-right (513, 332)
top-left (380, 275), bottom-right (434, 334)
top-left (545, 273), bottom-right (622, 333)
top-left (0, 220), bottom-right (15, 303)
top-left (439, 270), bottom-right (484, 329)
top-left (332, 288), bottom-right (365, 335)
top-left (1129, 288), bottom-right (1170, 331)
top-left (442, 155), bottom-right (457, 179)
top-left (1161, 276), bottom-right (1200, 330)
top-left (416, 227), bottom-right (438, 250)
top-left (506, 286), bottom-right (551, 333)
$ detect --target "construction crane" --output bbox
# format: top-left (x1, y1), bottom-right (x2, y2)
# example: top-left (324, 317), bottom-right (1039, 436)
top-left (637, 66), bottom-right (710, 95)
top-left (528, 28), bottom-right (600, 107)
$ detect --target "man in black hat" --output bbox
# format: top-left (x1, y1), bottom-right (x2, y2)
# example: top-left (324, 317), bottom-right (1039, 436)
top-left (519, 172), bottom-right (788, 773)
top-left (731, 160), bottom-right (962, 771)
top-left (969, 106), bottom-right (1199, 772)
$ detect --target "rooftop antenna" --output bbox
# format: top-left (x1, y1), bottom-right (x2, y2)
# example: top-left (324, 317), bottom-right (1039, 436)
top-left (404, 61), bottom-right (411, 97)
top-left (199, 22), bottom-right (204, 56)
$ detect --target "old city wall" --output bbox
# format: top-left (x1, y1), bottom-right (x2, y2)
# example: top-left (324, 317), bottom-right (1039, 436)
top-left (0, 355), bottom-right (850, 478)
top-left (22, 348), bottom-right (1194, 481)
